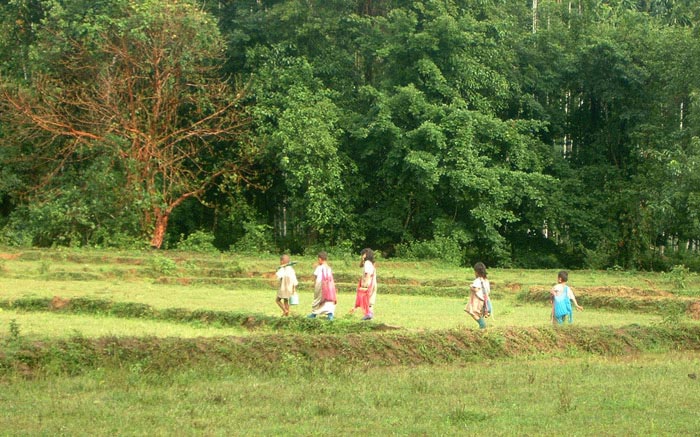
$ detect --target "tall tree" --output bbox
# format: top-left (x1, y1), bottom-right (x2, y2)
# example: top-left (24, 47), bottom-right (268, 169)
top-left (1, 0), bottom-right (252, 248)
top-left (248, 47), bottom-right (353, 247)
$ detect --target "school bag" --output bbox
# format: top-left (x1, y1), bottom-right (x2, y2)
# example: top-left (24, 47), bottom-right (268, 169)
top-left (321, 266), bottom-right (337, 303)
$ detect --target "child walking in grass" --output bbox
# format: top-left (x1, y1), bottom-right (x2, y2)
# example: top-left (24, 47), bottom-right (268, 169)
top-left (465, 262), bottom-right (490, 329)
top-left (275, 254), bottom-right (298, 316)
top-left (550, 270), bottom-right (583, 324)
top-left (349, 248), bottom-right (377, 320)
top-left (308, 251), bottom-right (337, 320)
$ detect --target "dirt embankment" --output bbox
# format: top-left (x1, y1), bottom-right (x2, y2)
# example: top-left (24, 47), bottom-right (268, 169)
top-left (529, 285), bottom-right (673, 298)
top-left (689, 301), bottom-right (700, 320)
top-left (2, 325), bottom-right (700, 377)
top-left (523, 286), bottom-right (700, 319)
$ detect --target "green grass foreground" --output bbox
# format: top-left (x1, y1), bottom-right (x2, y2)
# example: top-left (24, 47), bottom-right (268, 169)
top-left (1, 248), bottom-right (700, 435)
top-left (1, 353), bottom-right (698, 435)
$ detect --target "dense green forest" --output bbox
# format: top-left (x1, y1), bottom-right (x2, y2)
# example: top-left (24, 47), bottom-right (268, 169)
top-left (1, 0), bottom-right (699, 270)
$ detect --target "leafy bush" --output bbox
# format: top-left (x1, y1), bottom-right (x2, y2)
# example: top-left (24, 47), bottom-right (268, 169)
top-left (0, 154), bottom-right (144, 249)
top-left (584, 245), bottom-right (616, 270)
top-left (395, 235), bottom-right (464, 266)
top-left (233, 220), bottom-right (275, 253)
top-left (660, 250), bottom-right (700, 273)
top-left (90, 230), bottom-right (146, 250)
top-left (177, 230), bottom-right (218, 253)
top-left (666, 264), bottom-right (691, 290)
top-left (304, 240), bottom-right (358, 262)
top-left (37, 260), bottom-right (53, 276)
top-left (0, 222), bottom-right (34, 247)
top-left (8, 319), bottom-right (21, 344)
top-left (148, 255), bottom-right (178, 276)
top-left (513, 251), bottom-right (560, 269)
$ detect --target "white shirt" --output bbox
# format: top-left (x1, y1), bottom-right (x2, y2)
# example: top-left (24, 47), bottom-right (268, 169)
top-left (471, 277), bottom-right (490, 300)
top-left (276, 265), bottom-right (298, 286)
top-left (314, 264), bottom-right (331, 285)
top-left (363, 260), bottom-right (376, 290)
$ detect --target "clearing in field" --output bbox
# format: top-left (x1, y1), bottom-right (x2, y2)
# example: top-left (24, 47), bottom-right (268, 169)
top-left (1, 249), bottom-right (699, 435)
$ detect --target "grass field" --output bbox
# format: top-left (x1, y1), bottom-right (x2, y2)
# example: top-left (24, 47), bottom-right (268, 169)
top-left (1, 352), bottom-right (699, 436)
top-left (1, 248), bottom-right (700, 435)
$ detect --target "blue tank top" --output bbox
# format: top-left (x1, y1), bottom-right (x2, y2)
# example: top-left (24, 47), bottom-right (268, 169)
top-left (553, 285), bottom-right (572, 319)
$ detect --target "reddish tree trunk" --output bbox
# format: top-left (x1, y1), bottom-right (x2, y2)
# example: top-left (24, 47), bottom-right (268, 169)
top-left (150, 212), bottom-right (170, 249)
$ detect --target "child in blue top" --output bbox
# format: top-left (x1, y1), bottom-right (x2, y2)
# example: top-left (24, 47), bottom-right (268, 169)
top-left (550, 270), bottom-right (583, 324)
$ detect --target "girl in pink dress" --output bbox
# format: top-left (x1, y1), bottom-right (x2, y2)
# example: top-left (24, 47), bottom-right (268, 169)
top-left (349, 248), bottom-right (377, 320)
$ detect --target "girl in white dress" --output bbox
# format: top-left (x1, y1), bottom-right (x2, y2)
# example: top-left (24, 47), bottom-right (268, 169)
top-left (465, 262), bottom-right (490, 329)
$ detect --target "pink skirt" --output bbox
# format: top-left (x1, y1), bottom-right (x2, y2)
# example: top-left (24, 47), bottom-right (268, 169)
top-left (355, 287), bottom-right (370, 315)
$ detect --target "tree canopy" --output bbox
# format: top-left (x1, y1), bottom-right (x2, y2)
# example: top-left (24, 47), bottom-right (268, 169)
top-left (2, 0), bottom-right (700, 270)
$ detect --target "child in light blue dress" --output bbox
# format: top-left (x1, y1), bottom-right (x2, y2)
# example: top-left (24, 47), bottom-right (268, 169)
top-left (550, 271), bottom-right (583, 324)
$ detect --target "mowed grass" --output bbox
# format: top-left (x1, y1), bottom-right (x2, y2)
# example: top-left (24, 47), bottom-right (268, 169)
top-left (1, 248), bottom-right (690, 338)
top-left (1, 352), bottom-right (699, 435)
top-left (1, 248), bottom-right (700, 435)
top-left (0, 277), bottom-right (671, 340)
top-left (0, 310), bottom-right (252, 339)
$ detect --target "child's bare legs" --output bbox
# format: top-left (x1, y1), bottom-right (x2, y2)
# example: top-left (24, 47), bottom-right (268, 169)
top-left (276, 297), bottom-right (289, 316)
top-left (465, 311), bottom-right (485, 329)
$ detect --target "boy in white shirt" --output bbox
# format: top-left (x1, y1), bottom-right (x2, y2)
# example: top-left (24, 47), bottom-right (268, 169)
top-left (275, 254), bottom-right (298, 316)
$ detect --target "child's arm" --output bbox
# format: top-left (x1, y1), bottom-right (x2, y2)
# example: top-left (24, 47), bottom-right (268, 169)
top-left (549, 284), bottom-right (557, 321)
top-left (569, 288), bottom-right (583, 311)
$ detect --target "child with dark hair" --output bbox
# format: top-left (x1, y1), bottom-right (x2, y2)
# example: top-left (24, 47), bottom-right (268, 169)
top-left (349, 248), bottom-right (377, 320)
top-left (550, 270), bottom-right (583, 324)
top-left (308, 251), bottom-right (337, 320)
top-left (275, 254), bottom-right (298, 316)
top-left (465, 262), bottom-right (490, 329)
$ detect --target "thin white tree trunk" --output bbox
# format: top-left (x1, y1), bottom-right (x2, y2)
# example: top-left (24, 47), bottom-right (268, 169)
top-left (532, 0), bottom-right (538, 33)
